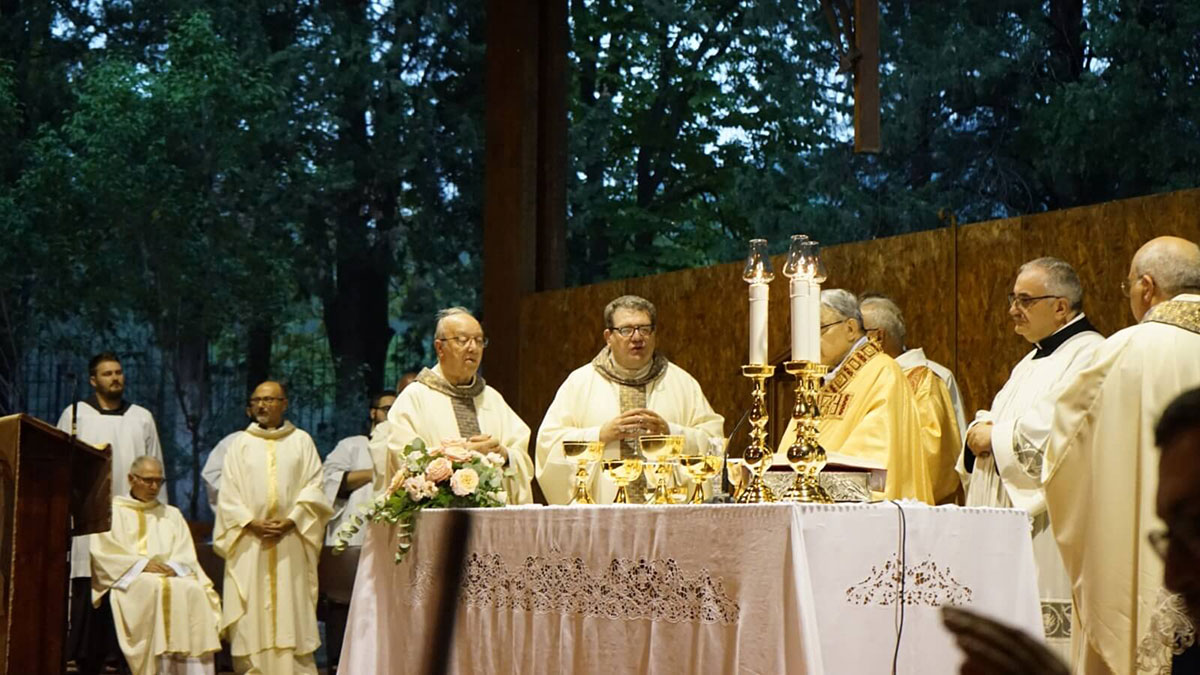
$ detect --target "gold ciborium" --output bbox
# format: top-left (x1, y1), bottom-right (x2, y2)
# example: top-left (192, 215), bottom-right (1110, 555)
top-left (562, 440), bottom-right (605, 504)
top-left (638, 435), bottom-right (684, 504)
top-left (736, 363), bottom-right (778, 503)
top-left (601, 458), bottom-right (644, 504)
top-left (780, 360), bottom-right (832, 503)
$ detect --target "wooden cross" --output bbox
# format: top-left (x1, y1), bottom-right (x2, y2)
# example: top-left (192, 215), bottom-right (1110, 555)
top-left (819, 0), bottom-right (880, 153)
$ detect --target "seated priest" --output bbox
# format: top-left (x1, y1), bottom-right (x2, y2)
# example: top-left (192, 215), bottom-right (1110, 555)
top-left (90, 456), bottom-right (222, 675)
top-left (535, 294), bottom-right (725, 504)
top-left (386, 308), bottom-right (534, 503)
top-left (860, 294), bottom-right (964, 504)
top-left (777, 289), bottom-right (932, 503)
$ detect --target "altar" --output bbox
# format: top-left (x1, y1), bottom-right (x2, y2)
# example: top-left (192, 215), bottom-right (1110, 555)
top-left (338, 502), bottom-right (1041, 674)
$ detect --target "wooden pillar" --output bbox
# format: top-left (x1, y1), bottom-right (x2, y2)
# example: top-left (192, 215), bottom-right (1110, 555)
top-left (853, 0), bottom-right (881, 153)
top-left (483, 0), bottom-right (567, 410)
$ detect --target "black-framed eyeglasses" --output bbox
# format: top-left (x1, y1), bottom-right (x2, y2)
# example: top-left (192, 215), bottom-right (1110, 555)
top-left (1006, 294), bottom-right (1060, 309)
top-left (819, 319), bottom-right (846, 334)
top-left (609, 325), bottom-right (655, 338)
top-left (248, 396), bottom-right (285, 405)
top-left (131, 474), bottom-right (165, 486)
top-left (437, 336), bottom-right (489, 348)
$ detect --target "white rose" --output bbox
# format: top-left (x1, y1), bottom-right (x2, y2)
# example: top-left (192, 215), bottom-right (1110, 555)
top-left (450, 467), bottom-right (480, 496)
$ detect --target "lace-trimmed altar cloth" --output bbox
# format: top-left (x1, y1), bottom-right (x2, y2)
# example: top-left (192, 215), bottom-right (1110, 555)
top-left (339, 502), bottom-right (1041, 674)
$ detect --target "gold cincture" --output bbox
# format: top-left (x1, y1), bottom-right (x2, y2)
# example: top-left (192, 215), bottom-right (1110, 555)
top-left (780, 360), bottom-right (832, 503)
top-left (735, 364), bottom-right (777, 503)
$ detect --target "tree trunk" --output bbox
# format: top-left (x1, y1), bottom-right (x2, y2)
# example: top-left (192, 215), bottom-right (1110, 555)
top-left (245, 320), bottom-right (272, 395)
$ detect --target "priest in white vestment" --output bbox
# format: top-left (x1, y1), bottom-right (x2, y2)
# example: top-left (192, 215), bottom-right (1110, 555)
top-left (214, 381), bottom-right (332, 675)
top-left (324, 390), bottom-right (396, 545)
top-left (1045, 236), bottom-right (1200, 674)
top-left (90, 456), bottom-right (221, 675)
top-left (386, 309), bottom-right (534, 504)
top-left (535, 295), bottom-right (725, 505)
top-left (58, 352), bottom-right (167, 673)
top-left (959, 257), bottom-right (1102, 658)
top-left (201, 405), bottom-right (250, 511)
top-left (861, 295), bottom-right (965, 504)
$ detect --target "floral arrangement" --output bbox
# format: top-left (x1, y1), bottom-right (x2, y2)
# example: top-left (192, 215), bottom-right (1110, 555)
top-left (332, 437), bottom-right (510, 563)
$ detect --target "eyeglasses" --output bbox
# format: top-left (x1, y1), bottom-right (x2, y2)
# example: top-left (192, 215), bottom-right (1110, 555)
top-left (1149, 519), bottom-right (1200, 560)
top-left (131, 474), bottom-right (165, 486)
top-left (819, 319), bottom-right (846, 334)
top-left (1006, 294), bottom-right (1060, 309)
top-left (248, 396), bottom-right (285, 405)
top-left (609, 325), bottom-right (655, 338)
top-left (1120, 276), bottom-right (1141, 298)
top-left (437, 336), bottom-right (489, 348)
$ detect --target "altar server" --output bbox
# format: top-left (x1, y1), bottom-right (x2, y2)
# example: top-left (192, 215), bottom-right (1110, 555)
top-left (214, 381), bottom-right (332, 675)
top-left (90, 456), bottom-right (221, 675)
top-left (535, 295), bottom-right (724, 504)
top-left (58, 352), bottom-right (167, 674)
top-left (324, 390), bottom-right (395, 545)
top-left (777, 289), bottom-right (930, 502)
top-left (959, 256), bottom-right (1102, 659)
top-left (1045, 236), bottom-right (1200, 673)
top-left (385, 308), bottom-right (534, 503)
top-left (860, 295), bottom-right (964, 504)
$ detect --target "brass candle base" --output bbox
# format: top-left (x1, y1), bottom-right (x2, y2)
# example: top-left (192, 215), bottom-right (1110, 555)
top-left (780, 360), bottom-right (832, 504)
top-left (735, 363), bottom-right (777, 504)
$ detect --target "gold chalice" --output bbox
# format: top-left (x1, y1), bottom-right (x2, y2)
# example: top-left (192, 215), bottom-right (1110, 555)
top-left (680, 454), bottom-right (724, 504)
top-left (637, 434), bottom-right (684, 462)
top-left (562, 440), bottom-right (605, 505)
top-left (601, 458), bottom-right (644, 504)
top-left (642, 461), bottom-right (677, 504)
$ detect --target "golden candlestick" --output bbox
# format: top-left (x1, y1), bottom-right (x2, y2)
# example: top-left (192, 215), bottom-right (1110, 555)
top-left (735, 363), bottom-right (777, 503)
top-left (780, 360), bottom-right (832, 503)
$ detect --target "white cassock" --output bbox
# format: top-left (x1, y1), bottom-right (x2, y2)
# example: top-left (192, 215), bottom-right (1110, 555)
top-left (90, 496), bottom-right (221, 675)
top-left (895, 348), bottom-right (967, 443)
top-left (201, 430), bottom-right (239, 511)
top-left (321, 434), bottom-right (373, 546)
top-left (385, 365), bottom-right (534, 504)
top-left (535, 354), bottom-right (725, 505)
top-left (58, 398), bottom-right (166, 578)
top-left (1045, 294), bottom-right (1200, 675)
top-left (214, 421), bottom-right (332, 675)
top-left (960, 314), bottom-right (1103, 658)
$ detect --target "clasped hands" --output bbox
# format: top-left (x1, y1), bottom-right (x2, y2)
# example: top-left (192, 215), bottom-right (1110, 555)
top-left (598, 408), bottom-right (670, 444)
top-left (143, 560), bottom-right (177, 577)
top-left (466, 434), bottom-right (508, 463)
top-left (247, 517), bottom-right (296, 542)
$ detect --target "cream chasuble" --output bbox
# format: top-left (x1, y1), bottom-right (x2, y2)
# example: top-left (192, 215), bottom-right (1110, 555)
top-left (90, 496), bottom-right (221, 675)
top-left (905, 364), bottom-right (964, 505)
top-left (1045, 295), bottom-right (1200, 675)
top-left (535, 349), bottom-right (725, 505)
top-left (778, 339), bottom-right (932, 503)
top-left (213, 421), bottom-right (332, 673)
top-left (385, 364), bottom-right (534, 504)
top-left (321, 434), bottom-right (373, 546)
top-left (58, 399), bottom-right (166, 578)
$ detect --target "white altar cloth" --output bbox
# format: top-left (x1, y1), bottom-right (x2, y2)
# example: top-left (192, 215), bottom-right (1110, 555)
top-left (339, 502), bottom-right (1041, 674)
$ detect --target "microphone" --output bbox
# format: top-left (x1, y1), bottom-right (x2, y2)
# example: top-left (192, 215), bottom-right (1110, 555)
top-left (68, 371), bottom-right (80, 440)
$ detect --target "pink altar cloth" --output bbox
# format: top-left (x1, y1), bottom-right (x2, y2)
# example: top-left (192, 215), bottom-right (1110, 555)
top-left (338, 502), bottom-right (1041, 674)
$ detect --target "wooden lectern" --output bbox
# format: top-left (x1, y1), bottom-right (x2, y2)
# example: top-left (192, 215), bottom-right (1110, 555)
top-left (0, 414), bottom-right (112, 674)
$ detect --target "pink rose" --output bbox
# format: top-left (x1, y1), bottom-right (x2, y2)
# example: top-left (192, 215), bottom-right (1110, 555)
top-left (386, 468), bottom-right (407, 496)
top-left (450, 467), bottom-right (480, 496)
top-left (403, 475), bottom-right (438, 501)
top-left (425, 456), bottom-right (453, 483)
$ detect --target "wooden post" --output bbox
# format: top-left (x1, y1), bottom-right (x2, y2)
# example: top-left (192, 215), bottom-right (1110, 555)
top-left (854, 0), bottom-right (881, 153)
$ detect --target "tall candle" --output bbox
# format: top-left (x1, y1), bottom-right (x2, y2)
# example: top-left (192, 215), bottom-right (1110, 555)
top-left (749, 283), bottom-right (769, 364)
top-left (807, 280), bottom-right (822, 362)
top-left (790, 277), bottom-right (808, 361)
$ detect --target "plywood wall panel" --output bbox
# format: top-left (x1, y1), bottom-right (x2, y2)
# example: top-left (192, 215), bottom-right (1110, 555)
top-left (516, 188), bottom-right (1200, 455)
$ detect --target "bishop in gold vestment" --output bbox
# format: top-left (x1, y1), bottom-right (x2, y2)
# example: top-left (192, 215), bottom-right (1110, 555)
top-left (779, 290), bottom-right (931, 503)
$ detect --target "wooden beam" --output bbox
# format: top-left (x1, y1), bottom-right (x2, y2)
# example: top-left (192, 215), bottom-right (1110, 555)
top-left (854, 0), bottom-right (881, 153)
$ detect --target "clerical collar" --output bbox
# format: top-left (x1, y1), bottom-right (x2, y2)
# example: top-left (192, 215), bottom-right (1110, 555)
top-left (82, 394), bottom-right (131, 415)
top-left (825, 336), bottom-right (869, 384)
top-left (1032, 314), bottom-right (1096, 360)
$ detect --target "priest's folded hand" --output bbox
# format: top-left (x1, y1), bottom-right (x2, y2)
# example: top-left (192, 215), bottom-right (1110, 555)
top-left (967, 422), bottom-right (995, 458)
top-left (144, 560), bottom-right (176, 577)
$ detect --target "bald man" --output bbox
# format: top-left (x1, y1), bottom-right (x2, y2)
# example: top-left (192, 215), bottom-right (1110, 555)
top-left (213, 381), bottom-right (332, 674)
top-left (1044, 236), bottom-right (1200, 673)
